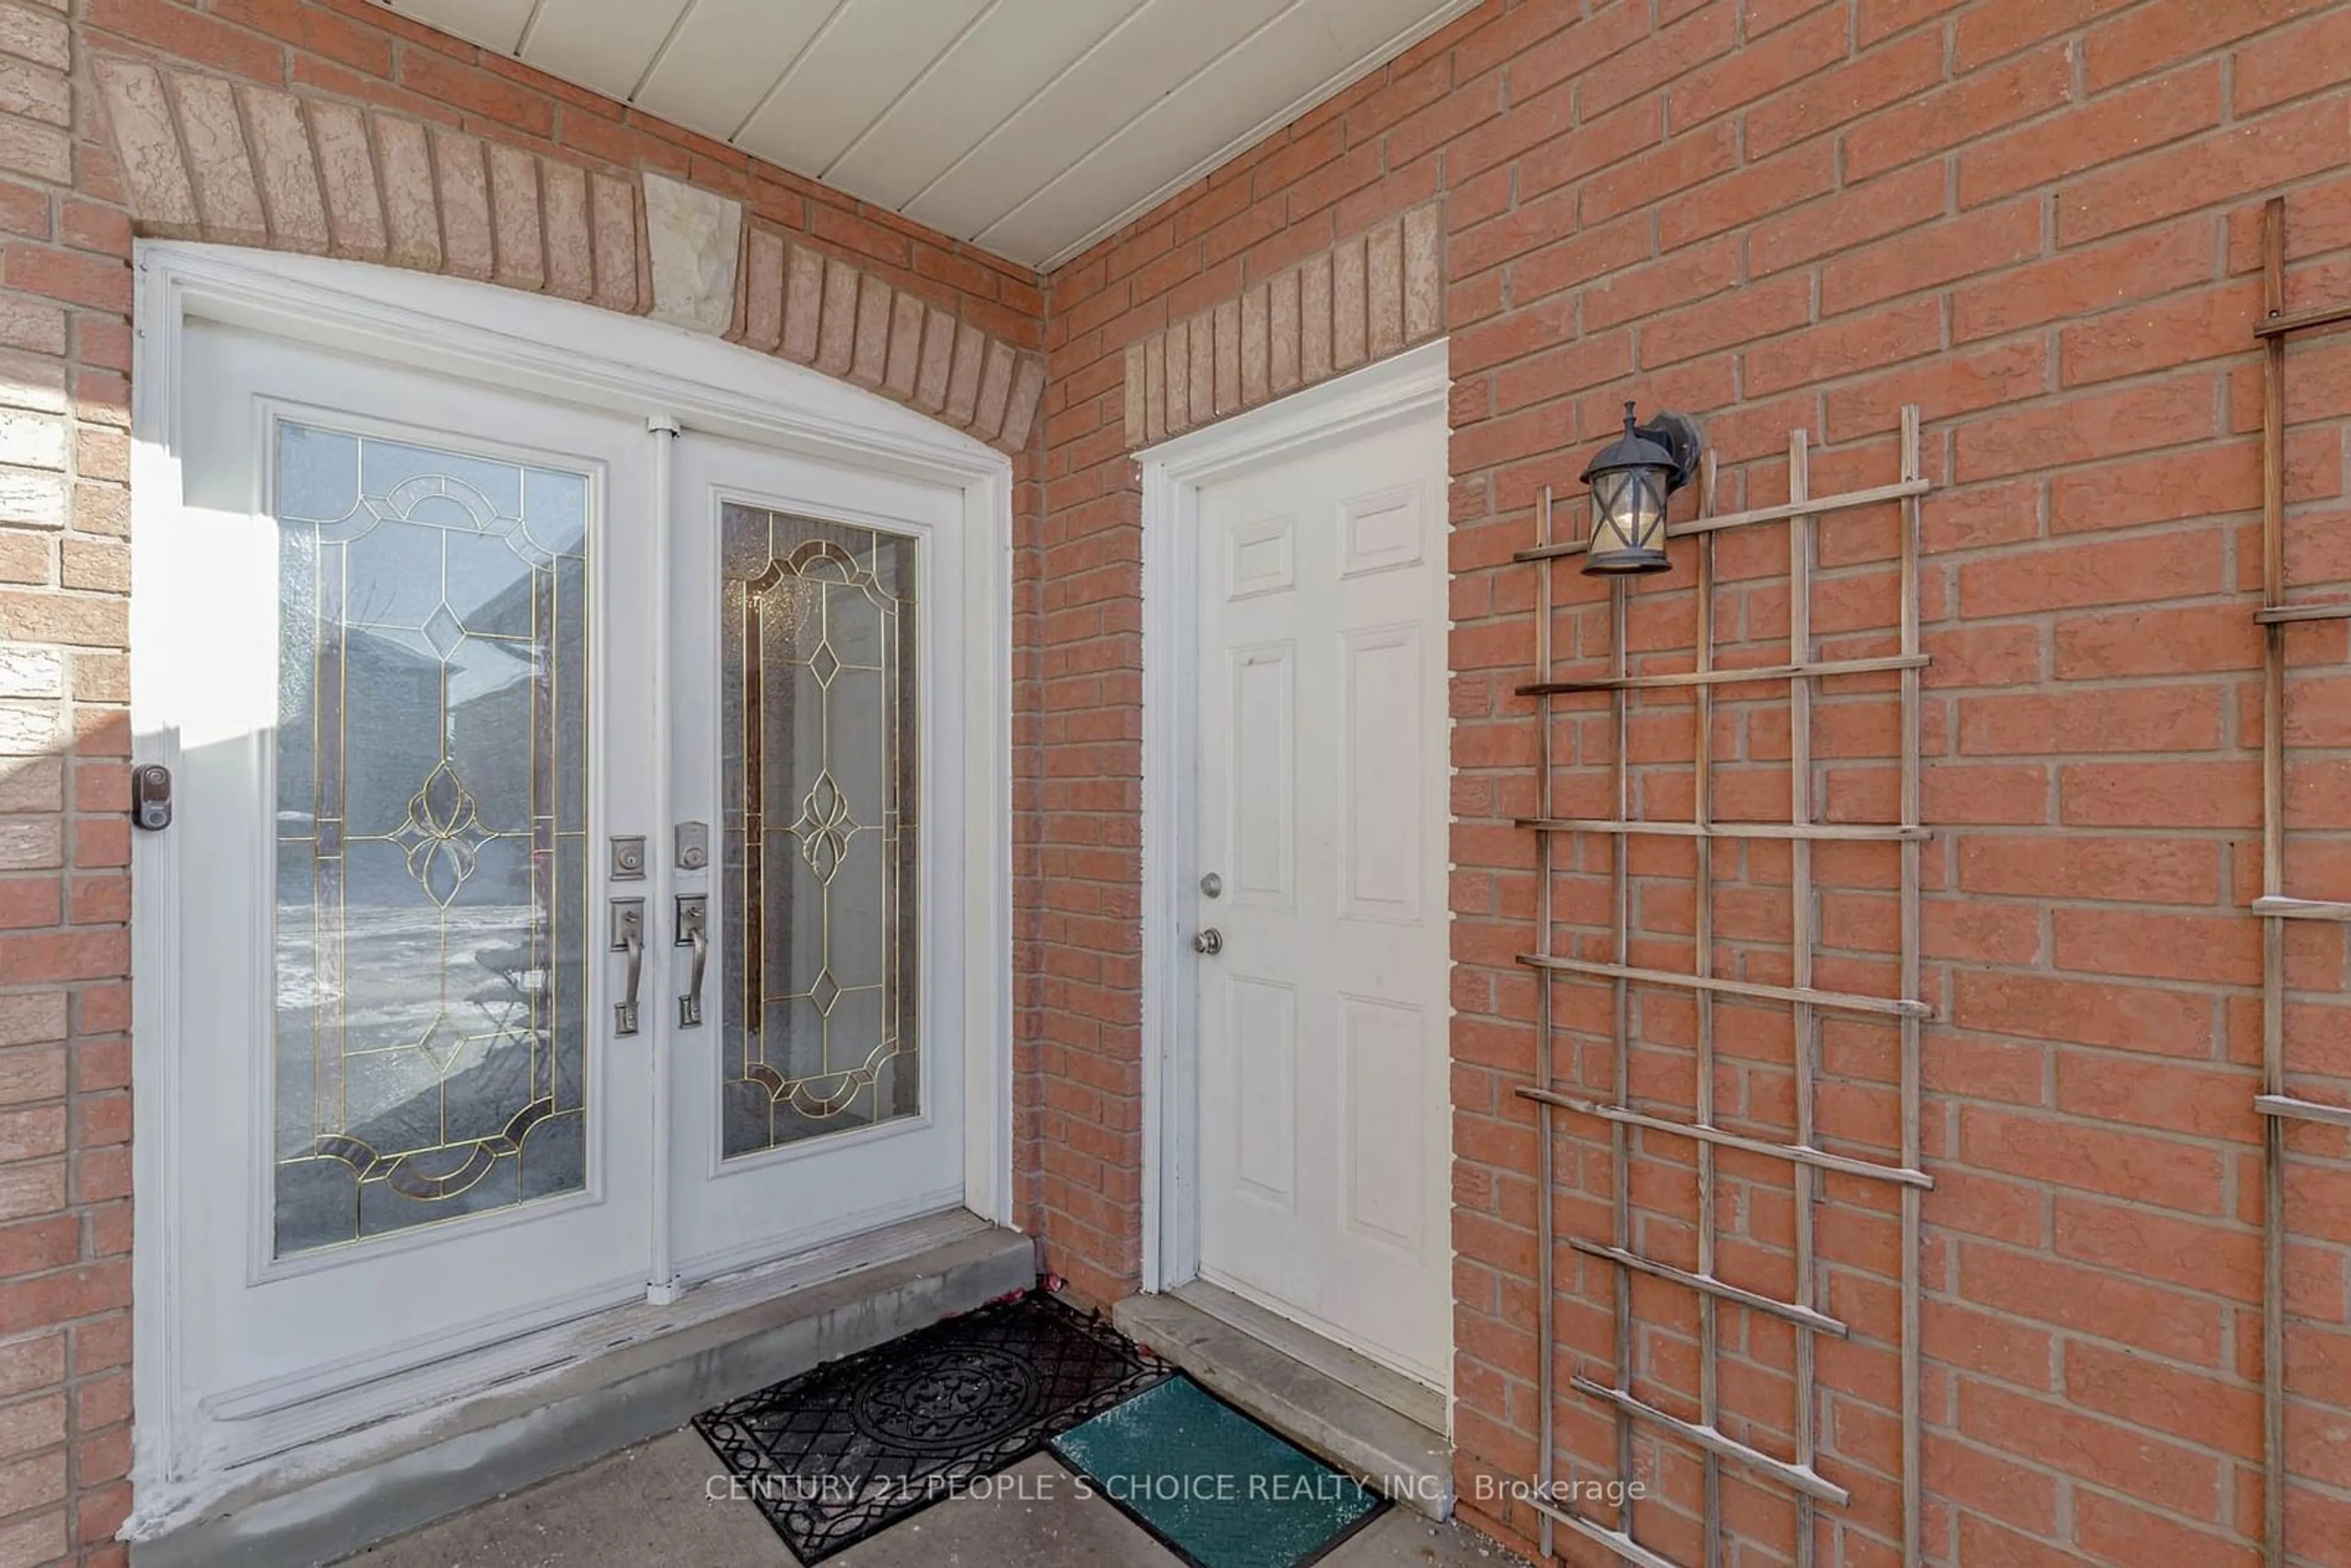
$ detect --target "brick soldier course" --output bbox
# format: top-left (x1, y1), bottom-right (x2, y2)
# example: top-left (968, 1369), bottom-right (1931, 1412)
top-left (3, 1), bottom-right (2350, 1566)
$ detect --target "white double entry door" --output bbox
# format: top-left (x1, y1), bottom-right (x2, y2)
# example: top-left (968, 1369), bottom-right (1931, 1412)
top-left (144, 314), bottom-right (972, 1466)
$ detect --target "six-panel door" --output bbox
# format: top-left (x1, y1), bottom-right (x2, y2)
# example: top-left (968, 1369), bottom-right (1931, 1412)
top-left (1193, 406), bottom-right (1453, 1391)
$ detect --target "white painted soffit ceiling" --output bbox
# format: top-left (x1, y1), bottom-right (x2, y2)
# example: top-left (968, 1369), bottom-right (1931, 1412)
top-left (383, 0), bottom-right (1479, 271)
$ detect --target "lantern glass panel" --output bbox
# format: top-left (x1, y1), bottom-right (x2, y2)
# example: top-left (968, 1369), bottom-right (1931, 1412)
top-left (1591, 470), bottom-right (1633, 551)
top-left (1627, 468), bottom-right (1665, 545)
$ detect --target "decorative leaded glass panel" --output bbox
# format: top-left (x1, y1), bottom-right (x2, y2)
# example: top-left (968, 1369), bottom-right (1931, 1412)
top-left (272, 422), bottom-right (590, 1257)
top-left (720, 504), bottom-right (918, 1158)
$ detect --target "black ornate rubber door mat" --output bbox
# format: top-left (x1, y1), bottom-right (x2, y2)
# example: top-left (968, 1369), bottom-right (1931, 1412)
top-left (692, 1290), bottom-right (1171, 1562)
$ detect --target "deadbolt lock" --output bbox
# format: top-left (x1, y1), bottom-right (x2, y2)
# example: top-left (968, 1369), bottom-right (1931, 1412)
top-left (610, 835), bottom-right (647, 881)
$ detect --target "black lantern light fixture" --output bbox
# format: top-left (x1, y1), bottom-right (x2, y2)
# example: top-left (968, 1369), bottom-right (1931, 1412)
top-left (1581, 401), bottom-right (1703, 576)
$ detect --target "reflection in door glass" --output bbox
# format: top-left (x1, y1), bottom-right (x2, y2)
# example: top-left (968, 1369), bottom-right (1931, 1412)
top-left (720, 503), bottom-right (919, 1158)
top-left (272, 421), bottom-right (590, 1257)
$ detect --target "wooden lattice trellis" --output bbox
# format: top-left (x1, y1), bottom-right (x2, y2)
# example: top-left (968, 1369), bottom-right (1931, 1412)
top-left (1512, 408), bottom-right (1935, 1568)
top-left (2249, 193), bottom-right (2351, 1568)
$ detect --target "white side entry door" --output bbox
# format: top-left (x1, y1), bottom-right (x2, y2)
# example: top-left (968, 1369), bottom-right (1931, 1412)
top-left (1192, 404), bottom-right (1452, 1391)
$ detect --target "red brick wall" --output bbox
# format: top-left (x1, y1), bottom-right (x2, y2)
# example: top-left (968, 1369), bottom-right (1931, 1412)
top-left (1043, 0), bottom-right (2351, 1563)
top-left (0, 5), bottom-right (137, 1560)
top-left (12, 0), bottom-right (2351, 1561)
top-left (0, 4), bottom-right (1046, 1564)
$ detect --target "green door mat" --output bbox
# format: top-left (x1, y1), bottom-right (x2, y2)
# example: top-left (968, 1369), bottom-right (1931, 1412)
top-left (1049, 1376), bottom-right (1387, 1568)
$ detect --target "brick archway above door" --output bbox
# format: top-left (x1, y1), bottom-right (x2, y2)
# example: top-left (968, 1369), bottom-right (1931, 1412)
top-left (1122, 200), bottom-right (1446, 451)
top-left (91, 56), bottom-right (1044, 455)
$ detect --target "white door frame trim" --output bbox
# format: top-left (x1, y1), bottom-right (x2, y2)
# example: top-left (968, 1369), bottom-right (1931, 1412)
top-left (1136, 338), bottom-right (1450, 1294)
top-left (127, 241), bottom-right (1017, 1514)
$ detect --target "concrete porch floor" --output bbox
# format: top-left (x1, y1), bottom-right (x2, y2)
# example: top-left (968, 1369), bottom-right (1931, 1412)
top-left (337, 1430), bottom-right (1528, 1568)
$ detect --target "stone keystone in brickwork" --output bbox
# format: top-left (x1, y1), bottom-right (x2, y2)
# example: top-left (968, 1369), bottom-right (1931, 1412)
top-left (89, 54), bottom-right (1043, 457)
top-left (642, 171), bottom-right (741, 336)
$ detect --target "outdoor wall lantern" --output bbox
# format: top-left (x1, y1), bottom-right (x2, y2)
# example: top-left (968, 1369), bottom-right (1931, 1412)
top-left (1581, 400), bottom-right (1703, 576)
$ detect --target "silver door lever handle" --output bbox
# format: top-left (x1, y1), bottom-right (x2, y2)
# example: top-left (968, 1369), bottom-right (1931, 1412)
top-left (677, 895), bottom-right (708, 1027)
top-left (612, 898), bottom-right (646, 1037)
top-left (1192, 928), bottom-right (1223, 956)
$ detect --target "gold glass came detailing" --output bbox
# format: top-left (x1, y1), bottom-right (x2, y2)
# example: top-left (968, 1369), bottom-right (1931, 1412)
top-left (720, 503), bottom-right (919, 1158)
top-left (272, 422), bottom-right (591, 1257)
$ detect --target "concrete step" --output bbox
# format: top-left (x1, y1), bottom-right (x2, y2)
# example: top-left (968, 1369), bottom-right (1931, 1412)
top-left (1112, 1285), bottom-right (1453, 1520)
top-left (141, 1210), bottom-right (1035, 1568)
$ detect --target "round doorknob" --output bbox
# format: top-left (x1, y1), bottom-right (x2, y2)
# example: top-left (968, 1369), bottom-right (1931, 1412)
top-left (1191, 928), bottom-right (1224, 956)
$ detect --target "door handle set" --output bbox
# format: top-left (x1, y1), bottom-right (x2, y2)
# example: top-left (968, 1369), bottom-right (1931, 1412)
top-left (1193, 869), bottom-right (1225, 956)
top-left (675, 895), bottom-right (708, 1027)
top-left (610, 830), bottom-right (710, 1037)
top-left (610, 898), bottom-right (646, 1036)
top-left (675, 819), bottom-right (708, 1029)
